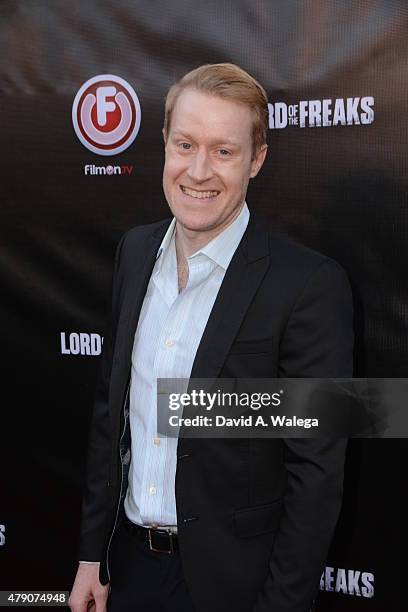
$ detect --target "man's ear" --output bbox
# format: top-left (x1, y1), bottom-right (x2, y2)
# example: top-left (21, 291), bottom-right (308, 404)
top-left (162, 128), bottom-right (167, 145)
top-left (250, 144), bottom-right (268, 178)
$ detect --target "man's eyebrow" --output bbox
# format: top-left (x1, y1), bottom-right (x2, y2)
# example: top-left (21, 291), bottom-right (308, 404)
top-left (170, 130), bottom-right (239, 146)
top-left (170, 130), bottom-right (192, 140)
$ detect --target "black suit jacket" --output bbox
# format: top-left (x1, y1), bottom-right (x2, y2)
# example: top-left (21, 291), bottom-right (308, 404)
top-left (78, 213), bottom-right (354, 612)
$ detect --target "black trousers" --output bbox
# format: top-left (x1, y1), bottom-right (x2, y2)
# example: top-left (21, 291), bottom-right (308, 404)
top-left (107, 519), bottom-right (196, 611)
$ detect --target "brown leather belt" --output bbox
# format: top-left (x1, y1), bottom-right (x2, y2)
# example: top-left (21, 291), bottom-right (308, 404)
top-left (123, 516), bottom-right (179, 553)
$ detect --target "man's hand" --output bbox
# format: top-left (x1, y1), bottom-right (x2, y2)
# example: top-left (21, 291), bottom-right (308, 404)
top-left (69, 563), bottom-right (110, 612)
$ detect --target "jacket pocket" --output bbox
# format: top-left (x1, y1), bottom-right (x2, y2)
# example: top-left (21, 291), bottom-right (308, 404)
top-left (234, 499), bottom-right (282, 538)
top-left (228, 338), bottom-right (274, 355)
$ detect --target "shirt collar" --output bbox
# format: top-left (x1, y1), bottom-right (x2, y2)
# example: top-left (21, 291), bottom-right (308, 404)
top-left (155, 217), bottom-right (176, 264)
top-left (155, 201), bottom-right (250, 272)
top-left (191, 201), bottom-right (249, 270)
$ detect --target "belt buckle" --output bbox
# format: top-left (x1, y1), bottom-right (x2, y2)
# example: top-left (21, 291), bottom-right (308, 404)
top-left (148, 527), bottom-right (174, 554)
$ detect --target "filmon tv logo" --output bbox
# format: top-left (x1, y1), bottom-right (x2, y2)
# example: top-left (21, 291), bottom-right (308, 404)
top-left (72, 74), bottom-right (141, 156)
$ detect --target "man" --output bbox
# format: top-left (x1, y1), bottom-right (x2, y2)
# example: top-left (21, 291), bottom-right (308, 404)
top-left (69, 63), bottom-right (353, 612)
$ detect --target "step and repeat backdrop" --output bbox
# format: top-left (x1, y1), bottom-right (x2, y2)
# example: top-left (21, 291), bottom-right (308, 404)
top-left (1, 1), bottom-right (407, 610)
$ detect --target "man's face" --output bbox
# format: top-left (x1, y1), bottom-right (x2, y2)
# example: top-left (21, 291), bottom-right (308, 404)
top-left (162, 88), bottom-right (267, 234)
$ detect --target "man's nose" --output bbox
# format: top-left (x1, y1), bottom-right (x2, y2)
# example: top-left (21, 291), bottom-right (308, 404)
top-left (187, 148), bottom-right (213, 183)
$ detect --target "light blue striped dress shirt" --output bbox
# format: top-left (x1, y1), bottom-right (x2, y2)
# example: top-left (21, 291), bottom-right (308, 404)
top-left (124, 202), bottom-right (250, 529)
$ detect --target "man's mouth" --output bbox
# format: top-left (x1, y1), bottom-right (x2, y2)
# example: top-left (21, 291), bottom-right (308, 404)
top-left (180, 185), bottom-right (220, 199)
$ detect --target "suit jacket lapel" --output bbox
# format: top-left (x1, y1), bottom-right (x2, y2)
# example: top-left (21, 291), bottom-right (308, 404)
top-left (190, 215), bottom-right (271, 380)
top-left (175, 216), bottom-right (270, 444)
top-left (120, 221), bottom-right (171, 382)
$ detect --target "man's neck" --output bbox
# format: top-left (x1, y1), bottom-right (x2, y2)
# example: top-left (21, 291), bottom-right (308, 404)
top-left (174, 204), bottom-right (244, 260)
top-left (175, 238), bottom-right (189, 293)
top-left (173, 203), bottom-right (245, 292)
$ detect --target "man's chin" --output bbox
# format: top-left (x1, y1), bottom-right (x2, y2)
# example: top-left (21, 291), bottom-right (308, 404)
top-left (172, 208), bottom-right (220, 234)
top-left (176, 218), bottom-right (218, 234)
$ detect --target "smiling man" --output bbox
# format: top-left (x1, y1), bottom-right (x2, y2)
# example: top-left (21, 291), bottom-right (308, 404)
top-left (69, 63), bottom-right (353, 612)
top-left (163, 85), bottom-right (266, 244)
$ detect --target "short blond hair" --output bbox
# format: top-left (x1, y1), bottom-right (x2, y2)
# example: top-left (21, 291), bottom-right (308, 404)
top-left (163, 63), bottom-right (268, 159)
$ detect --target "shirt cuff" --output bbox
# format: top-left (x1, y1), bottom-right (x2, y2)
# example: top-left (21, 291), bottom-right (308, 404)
top-left (79, 561), bottom-right (100, 564)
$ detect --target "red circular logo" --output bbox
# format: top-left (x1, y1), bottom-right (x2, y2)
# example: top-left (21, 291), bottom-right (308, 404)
top-left (72, 75), bottom-right (141, 155)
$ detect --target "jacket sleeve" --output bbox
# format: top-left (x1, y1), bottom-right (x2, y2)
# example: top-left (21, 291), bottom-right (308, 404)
top-left (253, 259), bottom-right (354, 612)
top-left (77, 233), bottom-right (127, 562)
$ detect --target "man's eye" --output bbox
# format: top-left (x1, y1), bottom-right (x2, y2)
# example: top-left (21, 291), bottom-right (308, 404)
top-left (179, 142), bottom-right (192, 150)
top-left (218, 149), bottom-right (231, 156)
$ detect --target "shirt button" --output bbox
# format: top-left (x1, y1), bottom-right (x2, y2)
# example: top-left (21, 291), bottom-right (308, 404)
top-left (153, 437), bottom-right (161, 446)
top-left (165, 339), bottom-right (174, 347)
top-left (149, 486), bottom-right (156, 495)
